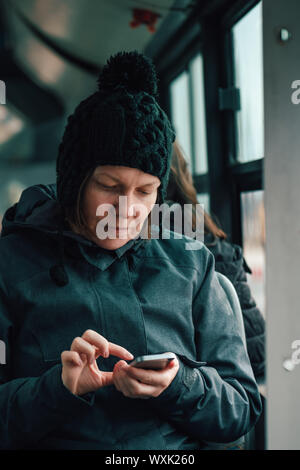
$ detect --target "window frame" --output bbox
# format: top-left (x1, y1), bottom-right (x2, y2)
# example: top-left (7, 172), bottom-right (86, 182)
top-left (221, 0), bottom-right (263, 243)
top-left (154, 0), bottom-right (264, 247)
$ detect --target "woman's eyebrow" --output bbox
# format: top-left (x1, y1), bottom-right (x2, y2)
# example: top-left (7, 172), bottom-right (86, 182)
top-left (96, 173), bottom-right (160, 186)
top-left (96, 173), bottom-right (120, 182)
top-left (139, 182), bottom-right (160, 187)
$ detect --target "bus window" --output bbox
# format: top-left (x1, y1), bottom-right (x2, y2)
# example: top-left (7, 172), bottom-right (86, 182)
top-left (241, 189), bottom-right (265, 316)
top-left (197, 193), bottom-right (210, 215)
top-left (170, 71), bottom-right (192, 168)
top-left (170, 53), bottom-right (208, 175)
top-left (190, 54), bottom-right (208, 174)
top-left (232, 2), bottom-right (264, 162)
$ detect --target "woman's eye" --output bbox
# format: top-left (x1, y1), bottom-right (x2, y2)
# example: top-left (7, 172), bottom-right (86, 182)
top-left (139, 190), bottom-right (150, 195)
top-left (97, 182), bottom-right (151, 195)
top-left (98, 183), bottom-right (116, 190)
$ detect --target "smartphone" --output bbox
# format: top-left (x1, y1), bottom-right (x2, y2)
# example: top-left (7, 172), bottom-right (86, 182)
top-left (129, 352), bottom-right (176, 370)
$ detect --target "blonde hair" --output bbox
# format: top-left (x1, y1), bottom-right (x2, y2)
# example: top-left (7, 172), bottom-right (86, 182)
top-left (167, 140), bottom-right (227, 241)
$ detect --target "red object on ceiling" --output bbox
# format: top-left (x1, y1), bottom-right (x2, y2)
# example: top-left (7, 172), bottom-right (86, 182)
top-left (130, 8), bottom-right (161, 33)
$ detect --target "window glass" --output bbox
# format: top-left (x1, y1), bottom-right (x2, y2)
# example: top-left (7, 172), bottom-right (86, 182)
top-left (197, 193), bottom-right (210, 215)
top-left (190, 54), bottom-right (208, 174)
top-left (170, 71), bottom-right (192, 167)
top-left (170, 53), bottom-right (208, 175)
top-left (241, 189), bottom-right (265, 316)
top-left (233, 2), bottom-right (264, 162)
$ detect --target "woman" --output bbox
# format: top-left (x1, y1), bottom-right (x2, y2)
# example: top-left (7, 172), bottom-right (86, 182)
top-left (0, 51), bottom-right (261, 450)
top-left (166, 141), bottom-right (265, 383)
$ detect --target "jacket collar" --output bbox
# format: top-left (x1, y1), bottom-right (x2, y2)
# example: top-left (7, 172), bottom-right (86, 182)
top-left (77, 235), bottom-right (146, 271)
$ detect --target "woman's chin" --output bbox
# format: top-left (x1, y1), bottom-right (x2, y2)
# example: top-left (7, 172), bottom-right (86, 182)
top-left (85, 224), bottom-right (143, 250)
top-left (93, 234), bottom-right (134, 250)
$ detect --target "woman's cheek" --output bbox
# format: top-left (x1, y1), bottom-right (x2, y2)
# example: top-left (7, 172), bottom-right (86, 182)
top-left (93, 192), bottom-right (116, 217)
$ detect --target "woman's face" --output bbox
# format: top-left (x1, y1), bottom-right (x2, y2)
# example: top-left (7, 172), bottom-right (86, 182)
top-left (81, 165), bottom-right (160, 250)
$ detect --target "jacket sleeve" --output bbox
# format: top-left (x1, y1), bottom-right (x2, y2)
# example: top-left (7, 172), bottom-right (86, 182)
top-left (149, 247), bottom-right (262, 443)
top-left (0, 284), bottom-right (95, 449)
top-left (215, 243), bottom-right (265, 381)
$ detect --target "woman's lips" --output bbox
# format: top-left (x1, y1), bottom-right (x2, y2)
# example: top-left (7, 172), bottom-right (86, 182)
top-left (110, 226), bottom-right (128, 233)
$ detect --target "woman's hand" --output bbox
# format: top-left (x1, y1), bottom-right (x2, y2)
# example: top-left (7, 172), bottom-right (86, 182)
top-left (113, 355), bottom-right (179, 399)
top-left (61, 329), bottom-right (133, 396)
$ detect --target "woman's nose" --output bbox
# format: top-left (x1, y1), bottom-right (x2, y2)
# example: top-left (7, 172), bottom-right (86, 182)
top-left (115, 192), bottom-right (138, 219)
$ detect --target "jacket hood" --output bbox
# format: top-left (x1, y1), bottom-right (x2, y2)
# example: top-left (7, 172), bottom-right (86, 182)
top-left (1, 183), bottom-right (92, 246)
top-left (1, 183), bottom-right (146, 287)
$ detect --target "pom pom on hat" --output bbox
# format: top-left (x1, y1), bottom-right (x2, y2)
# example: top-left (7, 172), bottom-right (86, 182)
top-left (97, 50), bottom-right (158, 98)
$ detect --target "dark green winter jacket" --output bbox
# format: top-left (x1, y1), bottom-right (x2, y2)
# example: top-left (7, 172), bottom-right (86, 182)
top-left (0, 183), bottom-right (261, 450)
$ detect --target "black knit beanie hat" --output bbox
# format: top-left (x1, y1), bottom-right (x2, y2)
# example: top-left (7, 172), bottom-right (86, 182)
top-left (56, 50), bottom-right (176, 212)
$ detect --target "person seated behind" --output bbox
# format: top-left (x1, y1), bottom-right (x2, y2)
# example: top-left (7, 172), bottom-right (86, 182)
top-left (166, 140), bottom-right (265, 383)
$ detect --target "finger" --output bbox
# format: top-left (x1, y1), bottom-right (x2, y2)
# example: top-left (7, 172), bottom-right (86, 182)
top-left (127, 381), bottom-right (160, 398)
top-left (166, 357), bottom-right (178, 369)
top-left (79, 353), bottom-right (88, 365)
top-left (113, 360), bottom-right (130, 391)
top-left (113, 366), bottom-right (134, 396)
top-left (113, 360), bottom-right (129, 375)
top-left (117, 374), bottom-right (160, 398)
top-left (113, 361), bottom-right (160, 398)
top-left (81, 330), bottom-right (110, 357)
top-left (82, 330), bottom-right (133, 361)
top-left (126, 366), bottom-right (160, 385)
top-left (127, 357), bottom-right (179, 385)
top-left (61, 350), bottom-right (82, 368)
top-left (70, 337), bottom-right (97, 364)
top-left (108, 342), bottom-right (134, 361)
top-left (99, 371), bottom-right (114, 387)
